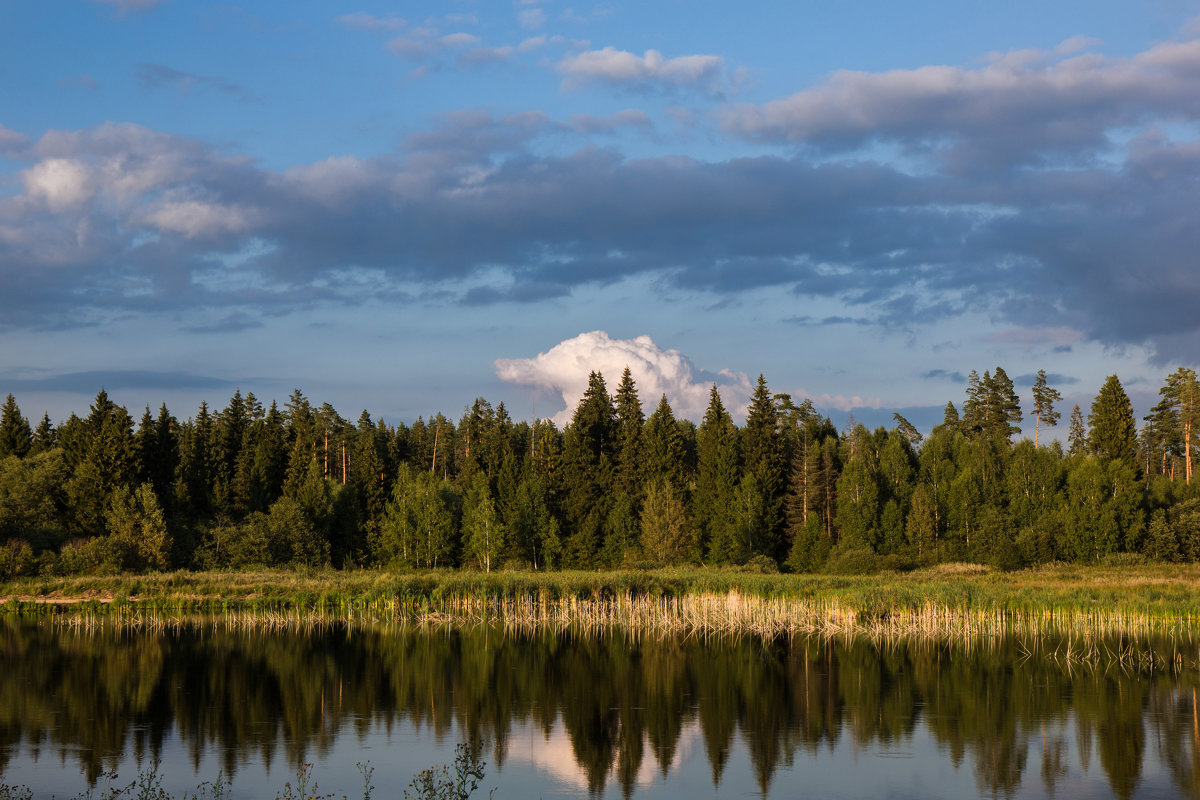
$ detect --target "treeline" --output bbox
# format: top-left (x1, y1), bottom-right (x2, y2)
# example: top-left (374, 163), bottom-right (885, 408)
top-left (3, 365), bottom-right (1200, 575)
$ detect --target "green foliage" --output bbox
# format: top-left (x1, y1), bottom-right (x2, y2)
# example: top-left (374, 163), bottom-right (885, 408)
top-left (0, 394), bottom-right (32, 459)
top-left (639, 478), bottom-right (694, 565)
top-left (404, 744), bottom-right (493, 800)
top-left (462, 474), bottom-right (504, 572)
top-left (1088, 375), bottom-right (1138, 464)
top-left (373, 465), bottom-right (455, 568)
top-left (105, 483), bottom-right (172, 572)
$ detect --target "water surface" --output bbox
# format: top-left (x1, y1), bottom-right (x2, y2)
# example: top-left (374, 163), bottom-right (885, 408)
top-left (1, 618), bottom-right (1198, 799)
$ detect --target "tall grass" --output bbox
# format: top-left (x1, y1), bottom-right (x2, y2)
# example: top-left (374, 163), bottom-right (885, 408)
top-left (6, 563), bottom-right (1200, 636)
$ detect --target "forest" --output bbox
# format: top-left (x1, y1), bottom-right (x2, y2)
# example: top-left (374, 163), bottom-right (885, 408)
top-left (1, 365), bottom-right (1200, 577)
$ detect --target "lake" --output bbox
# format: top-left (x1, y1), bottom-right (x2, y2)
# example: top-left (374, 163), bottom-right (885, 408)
top-left (0, 616), bottom-right (1198, 799)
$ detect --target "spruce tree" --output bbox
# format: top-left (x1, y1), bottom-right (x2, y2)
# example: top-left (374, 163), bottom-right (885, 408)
top-left (68, 389), bottom-right (136, 534)
top-left (695, 386), bottom-right (740, 563)
top-left (30, 413), bottom-right (55, 455)
top-left (642, 394), bottom-right (684, 490)
top-left (942, 402), bottom-right (960, 432)
top-left (1067, 405), bottom-right (1087, 457)
top-left (612, 367), bottom-right (644, 500)
top-left (1087, 375), bottom-right (1137, 464)
top-left (740, 375), bottom-right (785, 561)
top-left (0, 395), bottom-right (32, 459)
top-left (560, 372), bottom-right (616, 566)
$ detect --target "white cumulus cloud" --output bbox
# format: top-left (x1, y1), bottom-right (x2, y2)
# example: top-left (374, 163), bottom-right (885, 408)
top-left (557, 47), bottom-right (725, 91)
top-left (22, 159), bottom-right (94, 211)
top-left (494, 331), bottom-right (752, 426)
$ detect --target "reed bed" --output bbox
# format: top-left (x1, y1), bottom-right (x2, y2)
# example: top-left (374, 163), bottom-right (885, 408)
top-left (7, 563), bottom-right (1200, 639)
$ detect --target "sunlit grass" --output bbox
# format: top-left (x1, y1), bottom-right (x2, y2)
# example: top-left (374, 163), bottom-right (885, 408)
top-left (5, 563), bottom-right (1200, 635)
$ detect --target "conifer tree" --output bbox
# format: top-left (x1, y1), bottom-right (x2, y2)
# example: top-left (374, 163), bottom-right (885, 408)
top-left (640, 477), bottom-right (694, 564)
top-left (560, 372), bottom-right (616, 566)
top-left (1031, 369), bottom-right (1062, 448)
top-left (695, 386), bottom-right (740, 562)
top-left (1087, 375), bottom-right (1137, 464)
top-left (613, 367), bottom-right (644, 499)
top-left (175, 402), bottom-right (215, 518)
top-left (740, 375), bottom-right (785, 560)
top-left (985, 367), bottom-right (1023, 441)
top-left (642, 394), bottom-right (684, 489)
top-left (0, 395), bottom-right (32, 459)
top-left (892, 413), bottom-right (922, 446)
top-left (30, 413), bottom-right (55, 455)
top-left (1143, 395), bottom-right (1183, 478)
top-left (942, 402), bottom-right (960, 432)
top-left (68, 389), bottom-right (137, 534)
top-left (1158, 367), bottom-right (1200, 484)
top-left (1067, 405), bottom-right (1087, 457)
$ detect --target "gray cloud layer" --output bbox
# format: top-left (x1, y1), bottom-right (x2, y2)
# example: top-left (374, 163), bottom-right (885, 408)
top-left (2, 30), bottom-right (1200, 362)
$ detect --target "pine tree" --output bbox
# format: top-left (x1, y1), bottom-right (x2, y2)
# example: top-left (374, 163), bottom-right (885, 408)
top-left (1143, 395), bottom-right (1183, 478)
top-left (892, 413), bottom-right (922, 446)
top-left (961, 370), bottom-right (985, 435)
top-left (1088, 375), bottom-right (1137, 464)
top-left (0, 395), bottom-right (32, 459)
top-left (1158, 367), bottom-right (1200, 484)
top-left (985, 367), bottom-right (1022, 441)
top-left (1031, 369), bottom-right (1062, 448)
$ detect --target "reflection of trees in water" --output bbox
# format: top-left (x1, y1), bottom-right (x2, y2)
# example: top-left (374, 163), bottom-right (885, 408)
top-left (0, 620), bottom-right (1196, 798)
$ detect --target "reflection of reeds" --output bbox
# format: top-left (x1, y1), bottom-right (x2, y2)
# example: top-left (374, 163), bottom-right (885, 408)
top-left (37, 599), bottom-right (1200, 678)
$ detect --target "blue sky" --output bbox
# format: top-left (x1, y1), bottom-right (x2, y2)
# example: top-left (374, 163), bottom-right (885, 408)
top-left (2, 0), bottom-right (1199, 434)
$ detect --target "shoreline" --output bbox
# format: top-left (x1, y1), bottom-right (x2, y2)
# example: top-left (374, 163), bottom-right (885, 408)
top-left (5, 563), bottom-right (1200, 636)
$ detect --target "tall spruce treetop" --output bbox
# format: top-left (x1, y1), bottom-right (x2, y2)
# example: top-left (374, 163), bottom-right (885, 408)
top-left (642, 394), bottom-right (684, 489)
top-left (740, 374), bottom-right (785, 559)
top-left (0, 394), bottom-right (32, 459)
top-left (942, 401), bottom-right (960, 432)
top-left (1031, 369), bottom-right (1062, 448)
top-left (569, 371), bottom-right (617, 463)
top-left (1088, 375), bottom-right (1137, 464)
top-left (31, 412), bottom-right (55, 455)
top-left (613, 366), bottom-right (644, 499)
top-left (1067, 404), bottom-right (1087, 457)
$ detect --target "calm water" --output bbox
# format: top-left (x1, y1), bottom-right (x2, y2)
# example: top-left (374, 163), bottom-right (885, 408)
top-left (1, 618), bottom-right (1199, 799)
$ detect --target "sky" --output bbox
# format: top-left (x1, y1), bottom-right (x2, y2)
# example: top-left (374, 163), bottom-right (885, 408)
top-left (2, 0), bottom-right (1200, 436)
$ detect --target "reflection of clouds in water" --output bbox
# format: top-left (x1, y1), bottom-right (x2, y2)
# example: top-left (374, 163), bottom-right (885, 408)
top-left (509, 716), bottom-right (702, 792)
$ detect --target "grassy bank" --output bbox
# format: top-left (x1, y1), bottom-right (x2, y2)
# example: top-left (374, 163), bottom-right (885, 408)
top-left (4, 563), bottom-right (1200, 634)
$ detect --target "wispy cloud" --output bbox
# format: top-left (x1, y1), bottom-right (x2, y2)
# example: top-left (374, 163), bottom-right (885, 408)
top-left (137, 63), bottom-right (252, 100)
